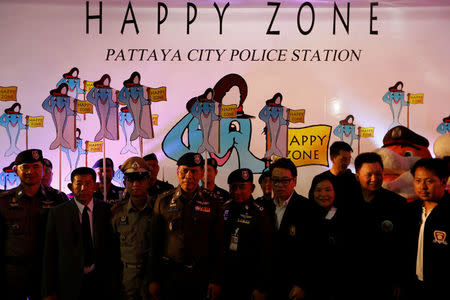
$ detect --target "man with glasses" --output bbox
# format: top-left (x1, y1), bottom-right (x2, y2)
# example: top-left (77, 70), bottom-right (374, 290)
top-left (269, 158), bottom-right (318, 300)
top-left (149, 152), bottom-right (224, 300)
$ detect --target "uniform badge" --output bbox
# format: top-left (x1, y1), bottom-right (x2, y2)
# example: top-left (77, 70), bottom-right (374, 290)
top-left (120, 234), bottom-right (126, 241)
top-left (169, 222), bottom-right (173, 231)
top-left (194, 154), bottom-right (201, 164)
top-left (9, 197), bottom-right (19, 208)
top-left (433, 230), bottom-right (448, 245)
top-left (32, 150), bottom-right (40, 160)
top-left (381, 220), bottom-right (394, 233)
top-left (224, 209), bottom-right (229, 221)
top-left (119, 216), bottom-right (129, 225)
top-left (242, 170), bottom-right (249, 180)
top-left (289, 225), bottom-right (296, 237)
top-left (194, 205), bottom-right (211, 213)
top-left (132, 161), bottom-right (140, 170)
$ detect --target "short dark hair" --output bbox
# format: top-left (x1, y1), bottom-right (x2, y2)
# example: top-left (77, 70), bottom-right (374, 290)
top-left (355, 152), bottom-right (384, 173)
top-left (71, 167), bottom-right (96, 183)
top-left (330, 141), bottom-right (353, 159)
top-left (308, 173), bottom-right (336, 202)
top-left (258, 168), bottom-right (271, 184)
top-left (143, 153), bottom-right (158, 162)
top-left (43, 158), bottom-right (53, 169)
top-left (411, 158), bottom-right (449, 181)
top-left (270, 158), bottom-right (297, 178)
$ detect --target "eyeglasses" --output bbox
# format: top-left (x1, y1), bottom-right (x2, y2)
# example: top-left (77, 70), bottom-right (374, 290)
top-left (271, 177), bottom-right (294, 186)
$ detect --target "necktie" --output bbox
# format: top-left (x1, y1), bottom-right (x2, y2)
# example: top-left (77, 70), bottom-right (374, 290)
top-left (82, 205), bottom-right (94, 266)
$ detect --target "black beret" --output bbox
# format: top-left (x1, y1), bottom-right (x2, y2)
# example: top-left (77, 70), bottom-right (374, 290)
top-left (93, 157), bottom-right (114, 169)
top-left (228, 168), bottom-right (253, 184)
top-left (143, 153), bottom-right (157, 161)
top-left (207, 158), bottom-right (218, 170)
top-left (177, 152), bottom-right (204, 167)
top-left (383, 126), bottom-right (429, 148)
top-left (14, 149), bottom-right (43, 166)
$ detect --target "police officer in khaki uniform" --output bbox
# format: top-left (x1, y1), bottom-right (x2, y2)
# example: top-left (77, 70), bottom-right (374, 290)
top-left (112, 157), bottom-right (153, 300)
top-left (0, 149), bottom-right (66, 300)
top-left (149, 152), bottom-right (224, 300)
top-left (223, 168), bottom-right (273, 300)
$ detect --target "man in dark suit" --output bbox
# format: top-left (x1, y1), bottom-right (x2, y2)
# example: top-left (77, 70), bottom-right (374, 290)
top-left (42, 167), bottom-right (119, 300)
top-left (269, 158), bottom-right (318, 300)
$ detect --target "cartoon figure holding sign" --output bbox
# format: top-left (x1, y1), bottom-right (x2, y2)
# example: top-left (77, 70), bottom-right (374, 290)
top-left (62, 128), bottom-right (87, 181)
top-left (112, 169), bottom-right (125, 188)
top-left (86, 74), bottom-right (119, 141)
top-left (56, 67), bottom-right (85, 99)
top-left (118, 72), bottom-right (154, 141)
top-left (163, 73), bottom-right (264, 173)
top-left (382, 81), bottom-right (409, 129)
top-left (0, 164), bottom-right (21, 190)
top-left (259, 93), bottom-right (289, 158)
top-left (189, 88), bottom-right (220, 153)
top-left (437, 115), bottom-right (450, 134)
top-left (0, 103), bottom-right (27, 157)
top-left (42, 83), bottom-right (77, 150)
top-left (333, 114), bottom-right (359, 147)
top-left (118, 106), bottom-right (139, 154)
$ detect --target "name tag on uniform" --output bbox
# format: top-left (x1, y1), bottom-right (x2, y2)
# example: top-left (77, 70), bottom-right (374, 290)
top-left (229, 228), bottom-right (239, 251)
top-left (194, 205), bottom-right (211, 213)
top-left (119, 216), bottom-right (129, 225)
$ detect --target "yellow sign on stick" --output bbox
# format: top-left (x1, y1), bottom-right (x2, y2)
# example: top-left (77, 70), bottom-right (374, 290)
top-left (220, 104), bottom-right (237, 118)
top-left (87, 141), bottom-right (103, 152)
top-left (0, 86), bottom-right (18, 101)
top-left (28, 116), bottom-right (44, 127)
top-left (409, 93), bottom-right (424, 104)
top-left (152, 114), bottom-right (158, 126)
top-left (359, 127), bottom-right (375, 138)
top-left (287, 125), bottom-right (331, 167)
top-left (76, 100), bottom-right (93, 114)
top-left (150, 87), bottom-right (167, 102)
top-left (84, 81), bottom-right (94, 93)
top-left (288, 109), bottom-right (305, 123)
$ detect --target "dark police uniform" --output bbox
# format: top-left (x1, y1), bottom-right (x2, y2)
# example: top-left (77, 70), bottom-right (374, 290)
top-left (148, 179), bottom-right (174, 207)
top-left (94, 183), bottom-right (125, 206)
top-left (151, 185), bottom-right (224, 300)
top-left (222, 169), bottom-right (273, 300)
top-left (0, 150), bottom-right (66, 300)
top-left (211, 185), bottom-right (230, 204)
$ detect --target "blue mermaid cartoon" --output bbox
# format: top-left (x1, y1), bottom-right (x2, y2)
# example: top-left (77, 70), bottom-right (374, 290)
top-left (0, 163), bottom-right (21, 190)
top-left (118, 106), bottom-right (139, 155)
top-left (42, 83), bottom-right (77, 150)
top-left (118, 72), bottom-right (154, 141)
top-left (382, 81), bottom-right (409, 129)
top-left (436, 115), bottom-right (450, 134)
top-left (0, 103), bottom-right (27, 157)
top-left (259, 93), bottom-right (289, 158)
top-left (333, 114), bottom-right (359, 147)
top-left (62, 128), bottom-right (87, 181)
top-left (56, 67), bottom-right (85, 100)
top-left (163, 73), bottom-right (265, 173)
top-left (189, 88), bottom-right (220, 153)
top-left (86, 74), bottom-right (119, 141)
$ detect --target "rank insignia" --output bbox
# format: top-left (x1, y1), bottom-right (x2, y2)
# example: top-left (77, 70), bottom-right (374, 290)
top-left (289, 225), bottom-right (296, 237)
top-left (433, 230), bottom-right (448, 245)
top-left (237, 218), bottom-right (250, 225)
top-left (194, 205), bottom-right (211, 213)
top-left (169, 198), bottom-right (177, 208)
top-left (119, 216), bottom-right (129, 225)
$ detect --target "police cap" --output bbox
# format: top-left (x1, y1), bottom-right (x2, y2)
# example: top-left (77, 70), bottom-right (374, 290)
top-left (93, 157), bottom-right (114, 169)
top-left (228, 168), bottom-right (253, 184)
top-left (177, 152), bottom-right (204, 168)
top-left (14, 149), bottom-right (44, 166)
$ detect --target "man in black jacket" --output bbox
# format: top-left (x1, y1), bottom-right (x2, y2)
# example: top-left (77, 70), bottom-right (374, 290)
top-left (269, 158), bottom-right (318, 300)
top-left (403, 158), bottom-right (450, 300)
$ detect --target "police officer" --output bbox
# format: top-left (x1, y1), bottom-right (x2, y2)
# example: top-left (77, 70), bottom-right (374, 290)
top-left (112, 157), bottom-right (153, 300)
top-left (93, 157), bottom-right (125, 205)
top-left (0, 149), bottom-right (66, 300)
top-left (203, 158), bottom-right (230, 204)
top-left (143, 153), bottom-right (174, 206)
top-left (41, 158), bottom-right (69, 201)
top-left (149, 152), bottom-right (224, 300)
top-left (254, 168), bottom-right (274, 212)
top-left (223, 168), bottom-right (273, 300)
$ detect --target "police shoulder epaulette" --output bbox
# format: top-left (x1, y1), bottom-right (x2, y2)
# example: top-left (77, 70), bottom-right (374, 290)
top-left (160, 188), bottom-right (176, 201)
top-left (223, 199), bottom-right (233, 208)
top-left (253, 201), bottom-right (264, 212)
top-left (111, 200), bottom-right (127, 214)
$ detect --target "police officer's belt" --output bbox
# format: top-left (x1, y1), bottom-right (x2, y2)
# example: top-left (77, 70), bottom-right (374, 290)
top-left (123, 262), bottom-right (143, 269)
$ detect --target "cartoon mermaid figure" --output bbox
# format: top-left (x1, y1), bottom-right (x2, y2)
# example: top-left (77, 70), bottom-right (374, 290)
top-left (0, 163), bottom-right (21, 190)
top-left (189, 88), bottom-right (220, 153)
top-left (0, 103), bottom-right (27, 157)
top-left (382, 81), bottom-right (409, 129)
top-left (258, 93), bottom-right (288, 158)
top-left (86, 74), bottom-right (119, 141)
top-left (62, 128), bottom-right (87, 181)
top-left (118, 106), bottom-right (139, 154)
top-left (56, 67), bottom-right (85, 99)
top-left (42, 83), bottom-right (77, 150)
top-left (118, 72), bottom-right (154, 141)
top-left (333, 114), bottom-right (360, 147)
